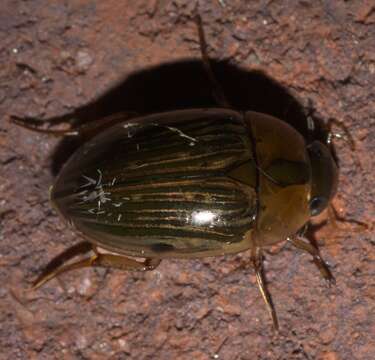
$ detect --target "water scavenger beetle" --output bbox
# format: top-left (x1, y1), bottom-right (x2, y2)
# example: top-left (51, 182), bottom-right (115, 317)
top-left (12, 16), bottom-right (340, 330)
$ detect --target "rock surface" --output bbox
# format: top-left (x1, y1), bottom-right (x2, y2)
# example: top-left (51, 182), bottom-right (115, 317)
top-left (1, 1), bottom-right (374, 359)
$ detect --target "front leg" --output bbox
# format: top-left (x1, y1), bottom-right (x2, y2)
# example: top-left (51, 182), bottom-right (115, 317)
top-left (288, 235), bottom-right (335, 285)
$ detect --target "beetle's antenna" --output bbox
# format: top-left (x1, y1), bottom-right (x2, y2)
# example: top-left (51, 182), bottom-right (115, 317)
top-left (195, 14), bottom-right (231, 109)
top-left (326, 117), bottom-right (356, 150)
top-left (303, 100), bottom-right (362, 170)
top-left (329, 118), bottom-right (365, 174)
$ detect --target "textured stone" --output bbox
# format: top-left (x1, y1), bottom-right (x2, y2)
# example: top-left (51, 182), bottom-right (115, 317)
top-left (1, 1), bottom-right (374, 359)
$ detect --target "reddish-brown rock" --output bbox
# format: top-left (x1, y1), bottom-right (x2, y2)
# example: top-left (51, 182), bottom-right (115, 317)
top-left (1, 1), bottom-right (374, 359)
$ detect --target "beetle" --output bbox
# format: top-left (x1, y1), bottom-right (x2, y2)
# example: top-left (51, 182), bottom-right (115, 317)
top-left (12, 15), bottom-right (338, 330)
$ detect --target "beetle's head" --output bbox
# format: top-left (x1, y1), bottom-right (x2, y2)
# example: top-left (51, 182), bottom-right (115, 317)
top-left (307, 140), bottom-right (338, 216)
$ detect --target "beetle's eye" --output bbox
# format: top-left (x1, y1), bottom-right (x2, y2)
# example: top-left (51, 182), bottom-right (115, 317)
top-left (309, 196), bottom-right (327, 216)
top-left (307, 140), bottom-right (338, 216)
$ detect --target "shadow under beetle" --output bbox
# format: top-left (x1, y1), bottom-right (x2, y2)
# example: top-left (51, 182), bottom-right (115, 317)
top-left (12, 16), bottom-right (339, 330)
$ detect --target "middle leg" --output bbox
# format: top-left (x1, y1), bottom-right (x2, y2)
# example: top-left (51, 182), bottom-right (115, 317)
top-left (251, 247), bottom-right (279, 331)
top-left (32, 242), bottom-right (161, 290)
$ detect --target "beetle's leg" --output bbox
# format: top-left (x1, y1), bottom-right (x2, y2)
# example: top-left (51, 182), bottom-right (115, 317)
top-left (89, 251), bottom-right (161, 272)
top-left (31, 241), bottom-right (93, 289)
top-left (10, 111), bottom-right (137, 139)
top-left (288, 236), bottom-right (335, 285)
top-left (32, 254), bottom-right (96, 290)
top-left (195, 15), bottom-right (231, 108)
top-left (32, 244), bottom-right (161, 290)
top-left (251, 247), bottom-right (279, 331)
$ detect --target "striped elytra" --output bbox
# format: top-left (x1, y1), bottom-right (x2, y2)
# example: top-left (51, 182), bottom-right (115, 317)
top-left (51, 108), bottom-right (313, 258)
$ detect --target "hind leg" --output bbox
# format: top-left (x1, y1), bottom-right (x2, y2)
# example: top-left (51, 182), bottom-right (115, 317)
top-left (11, 111), bottom-right (137, 139)
top-left (32, 242), bottom-right (161, 290)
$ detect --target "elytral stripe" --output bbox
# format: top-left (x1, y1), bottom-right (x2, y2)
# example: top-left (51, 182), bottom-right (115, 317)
top-left (118, 149), bottom-right (247, 173)
top-left (73, 204), bottom-right (250, 220)
top-left (55, 176), bottom-right (250, 206)
top-left (108, 192), bottom-right (240, 202)
top-left (97, 143), bottom-right (251, 181)
top-left (72, 118), bottom-right (253, 183)
top-left (78, 215), bottom-right (253, 231)
top-left (74, 210), bottom-right (249, 223)
top-left (121, 136), bottom-right (248, 163)
top-left (119, 117), bottom-right (249, 146)
top-left (73, 198), bottom-right (248, 211)
top-left (70, 179), bottom-right (251, 210)
top-left (122, 130), bottom-right (248, 153)
top-left (105, 177), bottom-right (250, 192)
top-left (78, 221), bottom-right (253, 241)
top-left (108, 185), bottom-right (246, 202)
